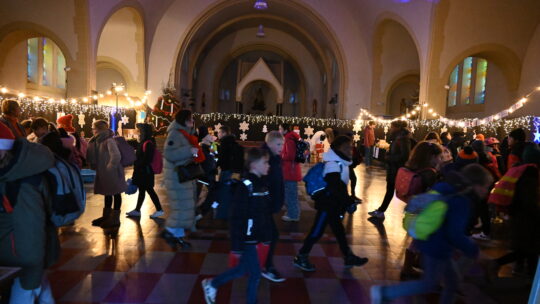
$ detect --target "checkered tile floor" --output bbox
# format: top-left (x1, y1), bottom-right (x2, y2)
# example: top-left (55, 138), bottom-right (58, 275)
top-left (47, 164), bottom-right (531, 303)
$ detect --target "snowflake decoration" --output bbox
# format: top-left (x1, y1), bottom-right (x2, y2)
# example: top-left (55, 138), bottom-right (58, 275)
top-left (353, 121), bottom-right (363, 133)
top-left (262, 125), bottom-right (268, 133)
top-left (353, 134), bottom-right (360, 142)
top-left (77, 113), bottom-right (86, 127)
top-left (239, 121), bottom-right (250, 132)
top-left (304, 126), bottom-right (314, 138)
top-left (214, 123), bottom-right (222, 133)
top-left (239, 133), bottom-right (248, 141)
top-left (121, 115), bottom-right (129, 125)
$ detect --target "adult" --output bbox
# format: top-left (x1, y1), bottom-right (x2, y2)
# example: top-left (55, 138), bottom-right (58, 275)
top-left (280, 123), bottom-right (302, 221)
top-left (57, 115), bottom-right (85, 169)
top-left (27, 117), bottom-right (49, 143)
top-left (195, 126), bottom-right (219, 218)
top-left (0, 122), bottom-right (59, 303)
top-left (363, 121), bottom-right (376, 168)
top-left (447, 131), bottom-right (467, 160)
top-left (126, 123), bottom-right (163, 219)
top-left (217, 126), bottom-right (244, 181)
top-left (21, 119), bottom-right (32, 136)
top-left (87, 120), bottom-right (126, 228)
top-left (162, 110), bottom-right (199, 247)
top-left (0, 99), bottom-right (26, 138)
top-left (507, 128), bottom-right (526, 169)
top-left (369, 120), bottom-right (412, 219)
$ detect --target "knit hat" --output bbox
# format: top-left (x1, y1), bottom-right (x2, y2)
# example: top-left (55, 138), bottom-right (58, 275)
top-left (522, 143), bottom-right (540, 165)
top-left (485, 137), bottom-right (500, 146)
top-left (57, 114), bottom-right (75, 133)
top-left (0, 122), bottom-right (15, 150)
top-left (475, 134), bottom-right (485, 142)
top-left (458, 146), bottom-right (478, 160)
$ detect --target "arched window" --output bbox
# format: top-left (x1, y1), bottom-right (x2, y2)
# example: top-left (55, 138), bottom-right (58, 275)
top-left (27, 37), bottom-right (66, 91)
top-left (447, 57), bottom-right (488, 107)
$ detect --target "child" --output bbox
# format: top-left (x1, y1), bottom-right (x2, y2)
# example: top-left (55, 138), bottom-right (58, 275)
top-left (202, 148), bottom-right (272, 304)
top-left (294, 135), bottom-right (368, 271)
top-left (261, 131), bottom-right (286, 282)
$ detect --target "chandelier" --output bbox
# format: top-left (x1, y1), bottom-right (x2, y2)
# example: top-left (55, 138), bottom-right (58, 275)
top-left (254, 0), bottom-right (268, 10)
top-left (256, 25), bottom-right (265, 38)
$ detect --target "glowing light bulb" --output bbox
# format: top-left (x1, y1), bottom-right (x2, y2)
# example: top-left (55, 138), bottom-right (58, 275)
top-left (423, 103), bottom-right (428, 107)
top-left (428, 109), bottom-right (433, 113)
top-left (106, 90), bottom-right (112, 95)
top-left (494, 115), bottom-right (500, 120)
top-left (99, 94), bottom-right (104, 98)
top-left (520, 97), bottom-right (528, 103)
top-left (83, 97), bottom-right (88, 102)
top-left (71, 98), bottom-right (77, 104)
top-left (60, 99), bottom-right (66, 104)
top-left (48, 98), bottom-right (54, 103)
top-left (406, 113), bottom-right (411, 118)
top-left (411, 110), bottom-right (417, 115)
top-left (92, 95), bottom-right (98, 100)
top-left (508, 108), bottom-right (514, 113)
top-left (432, 112), bottom-right (437, 117)
top-left (18, 93), bottom-right (25, 98)
top-left (415, 106), bottom-right (421, 111)
top-left (0, 87), bottom-right (7, 94)
top-left (145, 90), bottom-right (151, 95)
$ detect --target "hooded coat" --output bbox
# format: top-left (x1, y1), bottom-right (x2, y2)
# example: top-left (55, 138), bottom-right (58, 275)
top-left (0, 139), bottom-right (59, 289)
top-left (163, 121), bottom-right (197, 229)
top-left (87, 130), bottom-right (127, 195)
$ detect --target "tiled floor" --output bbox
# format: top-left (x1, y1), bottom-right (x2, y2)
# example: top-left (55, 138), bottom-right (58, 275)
top-left (48, 164), bottom-right (534, 303)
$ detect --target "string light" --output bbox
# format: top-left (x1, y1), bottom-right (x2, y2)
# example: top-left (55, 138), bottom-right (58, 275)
top-left (0, 87), bottom-right (7, 94)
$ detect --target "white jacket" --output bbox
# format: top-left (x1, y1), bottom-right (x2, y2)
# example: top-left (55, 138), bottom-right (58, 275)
top-left (322, 148), bottom-right (352, 184)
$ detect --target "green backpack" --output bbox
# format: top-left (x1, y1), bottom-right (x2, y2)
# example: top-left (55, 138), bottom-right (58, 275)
top-left (402, 191), bottom-right (449, 240)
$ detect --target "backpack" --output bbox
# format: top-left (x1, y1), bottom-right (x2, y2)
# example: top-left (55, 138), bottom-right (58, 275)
top-left (295, 140), bottom-right (310, 163)
top-left (303, 161), bottom-right (342, 198)
top-left (402, 191), bottom-right (448, 240)
top-left (46, 157), bottom-right (86, 227)
top-left (395, 167), bottom-right (435, 203)
top-left (114, 136), bottom-right (136, 167)
top-left (143, 140), bottom-right (163, 174)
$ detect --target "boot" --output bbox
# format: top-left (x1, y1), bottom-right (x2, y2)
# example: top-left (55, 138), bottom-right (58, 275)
top-left (100, 209), bottom-right (121, 228)
top-left (92, 208), bottom-right (111, 226)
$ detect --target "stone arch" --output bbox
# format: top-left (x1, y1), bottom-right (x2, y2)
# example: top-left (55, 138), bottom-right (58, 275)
top-left (236, 58), bottom-right (284, 104)
top-left (96, 57), bottom-right (135, 92)
top-left (385, 73), bottom-right (420, 117)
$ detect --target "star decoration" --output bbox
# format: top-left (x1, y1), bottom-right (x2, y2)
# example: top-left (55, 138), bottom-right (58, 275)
top-left (534, 128), bottom-right (540, 143)
top-left (239, 121), bottom-right (250, 132)
top-left (214, 123), bottom-right (222, 133)
top-left (353, 121), bottom-right (362, 133)
top-left (121, 115), bottom-right (129, 125)
top-left (410, 126), bottom-right (416, 134)
top-left (353, 134), bottom-right (360, 142)
top-left (239, 133), bottom-right (248, 141)
top-left (304, 126), bottom-right (314, 138)
top-left (77, 113), bottom-right (86, 127)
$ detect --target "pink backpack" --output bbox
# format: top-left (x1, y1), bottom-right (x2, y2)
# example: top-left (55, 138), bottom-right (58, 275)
top-left (395, 167), bottom-right (435, 203)
top-left (143, 141), bottom-right (163, 174)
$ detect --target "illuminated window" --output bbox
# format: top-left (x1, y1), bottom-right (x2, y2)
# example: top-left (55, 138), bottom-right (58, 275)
top-left (447, 56), bottom-right (488, 107)
top-left (26, 37), bottom-right (66, 90)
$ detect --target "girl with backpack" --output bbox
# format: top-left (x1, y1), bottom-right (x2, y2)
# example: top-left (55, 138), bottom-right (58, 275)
top-left (126, 123), bottom-right (164, 219)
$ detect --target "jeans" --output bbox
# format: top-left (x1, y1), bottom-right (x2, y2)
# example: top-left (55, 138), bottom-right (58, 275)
top-left (382, 255), bottom-right (459, 304)
top-left (284, 181), bottom-right (299, 219)
top-left (364, 146), bottom-right (374, 166)
top-left (299, 209), bottom-right (350, 257)
top-left (212, 244), bottom-right (260, 304)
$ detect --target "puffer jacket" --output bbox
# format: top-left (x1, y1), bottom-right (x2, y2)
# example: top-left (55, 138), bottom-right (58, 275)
top-left (315, 148), bottom-right (354, 212)
top-left (0, 139), bottom-right (59, 289)
top-left (87, 130), bottom-right (127, 195)
top-left (281, 131), bottom-right (302, 181)
top-left (229, 173), bottom-right (272, 252)
top-left (163, 121), bottom-right (197, 229)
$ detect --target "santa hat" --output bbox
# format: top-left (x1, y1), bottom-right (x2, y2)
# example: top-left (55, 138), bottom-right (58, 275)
top-left (57, 114), bottom-right (75, 133)
top-left (0, 122), bottom-right (15, 150)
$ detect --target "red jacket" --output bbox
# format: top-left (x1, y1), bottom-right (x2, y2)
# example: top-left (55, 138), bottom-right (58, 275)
top-left (363, 126), bottom-right (375, 147)
top-left (281, 132), bottom-right (302, 181)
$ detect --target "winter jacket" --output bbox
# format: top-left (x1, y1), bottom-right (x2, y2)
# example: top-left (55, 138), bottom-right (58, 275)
top-left (507, 142), bottom-right (526, 169)
top-left (448, 135), bottom-right (467, 160)
top-left (163, 121), bottom-right (197, 229)
top-left (0, 139), bottom-right (59, 289)
top-left (217, 135), bottom-right (244, 174)
top-left (417, 178), bottom-right (479, 259)
top-left (262, 143), bottom-right (285, 213)
top-left (132, 139), bottom-right (156, 188)
top-left (363, 125), bottom-right (375, 147)
top-left (0, 115), bottom-right (26, 138)
top-left (87, 130), bottom-right (127, 195)
top-left (315, 148), bottom-right (354, 212)
top-left (281, 131), bottom-right (302, 181)
top-left (200, 135), bottom-right (218, 177)
top-left (229, 173), bottom-right (272, 252)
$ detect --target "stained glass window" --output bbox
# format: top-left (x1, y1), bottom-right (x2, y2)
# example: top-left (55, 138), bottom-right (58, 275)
top-left (56, 51), bottom-right (66, 89)
top-left (447, 65), bottom-right (459, 107)
top-left (460, 57), bottom-right (473, 105)
top-left (27, 38), bottom-right (38, 83)
top-left (474, 58), bottom-right (488, 104)
top-left (42, 38), bottom-right (53, 86)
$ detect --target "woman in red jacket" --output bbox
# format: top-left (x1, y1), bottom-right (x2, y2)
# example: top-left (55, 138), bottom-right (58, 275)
top-left (280, 124), bottom-right (302, 221)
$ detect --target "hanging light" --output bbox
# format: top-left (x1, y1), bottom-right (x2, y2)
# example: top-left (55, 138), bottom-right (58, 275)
top-left (256, 24), bottom-right (265, 38)
top-left (254, 0), bottom-right (268, 10)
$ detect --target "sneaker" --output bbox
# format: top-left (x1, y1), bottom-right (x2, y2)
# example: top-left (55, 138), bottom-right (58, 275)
top-left (351, 196), bottom-right (363, 204)
top-left (472, 232), bottom-right (490, 241)
top-left (281, 215), bottom-right (299, 222)
top-left (126, 210), bottom-right (141, 217)
top-left (344, 254), bottom-right (369, 268)
top-left (262, 268), bottom-right (286, 282)
top-left (368, 210), bottom-right (385, 219)
top-left (370, 285), bottom-right (386, 304)
top-left (293, 255), bottom-right (316, 272)
top-left (201, 278), bottom-right (217, 304)
top-left (150, 210), bottom-right (164, 219)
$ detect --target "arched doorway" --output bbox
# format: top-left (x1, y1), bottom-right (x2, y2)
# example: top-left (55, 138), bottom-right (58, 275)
top-left (241, 80), bottom-right (278, 115)
top-left (386, 74), bottom-right (420, 117)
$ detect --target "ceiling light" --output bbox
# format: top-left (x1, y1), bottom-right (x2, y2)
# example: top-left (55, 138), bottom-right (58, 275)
top-left (254, 0), bottom-right (268, 10)
top-left (256, 24), bottom-right (265, 38)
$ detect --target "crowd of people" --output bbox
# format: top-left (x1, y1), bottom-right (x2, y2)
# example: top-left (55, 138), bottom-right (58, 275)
top-left (0, 98), bottom-right (538, 303)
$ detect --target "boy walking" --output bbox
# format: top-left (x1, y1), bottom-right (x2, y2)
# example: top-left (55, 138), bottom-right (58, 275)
top-left (261, 131), bottom-right (286, 282)
top-left (202, 148), bottom-right (272, 304)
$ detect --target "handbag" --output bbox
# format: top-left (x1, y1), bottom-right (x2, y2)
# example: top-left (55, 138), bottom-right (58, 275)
top-left (176, 162), bottom-right (205, 183)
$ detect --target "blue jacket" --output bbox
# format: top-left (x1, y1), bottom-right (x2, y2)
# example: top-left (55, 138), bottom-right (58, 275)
top-left (417, 181), bottom-right (479, 259)
top-left (262, 143), bottom-right (285, 213)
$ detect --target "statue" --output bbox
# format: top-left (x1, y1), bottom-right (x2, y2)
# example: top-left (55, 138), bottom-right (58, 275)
top-left (252, 87), bottom-right (266, 111)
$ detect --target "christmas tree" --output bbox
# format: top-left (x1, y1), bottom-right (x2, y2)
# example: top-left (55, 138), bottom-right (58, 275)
top-left (151, 87), bottom-right (182, 127)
